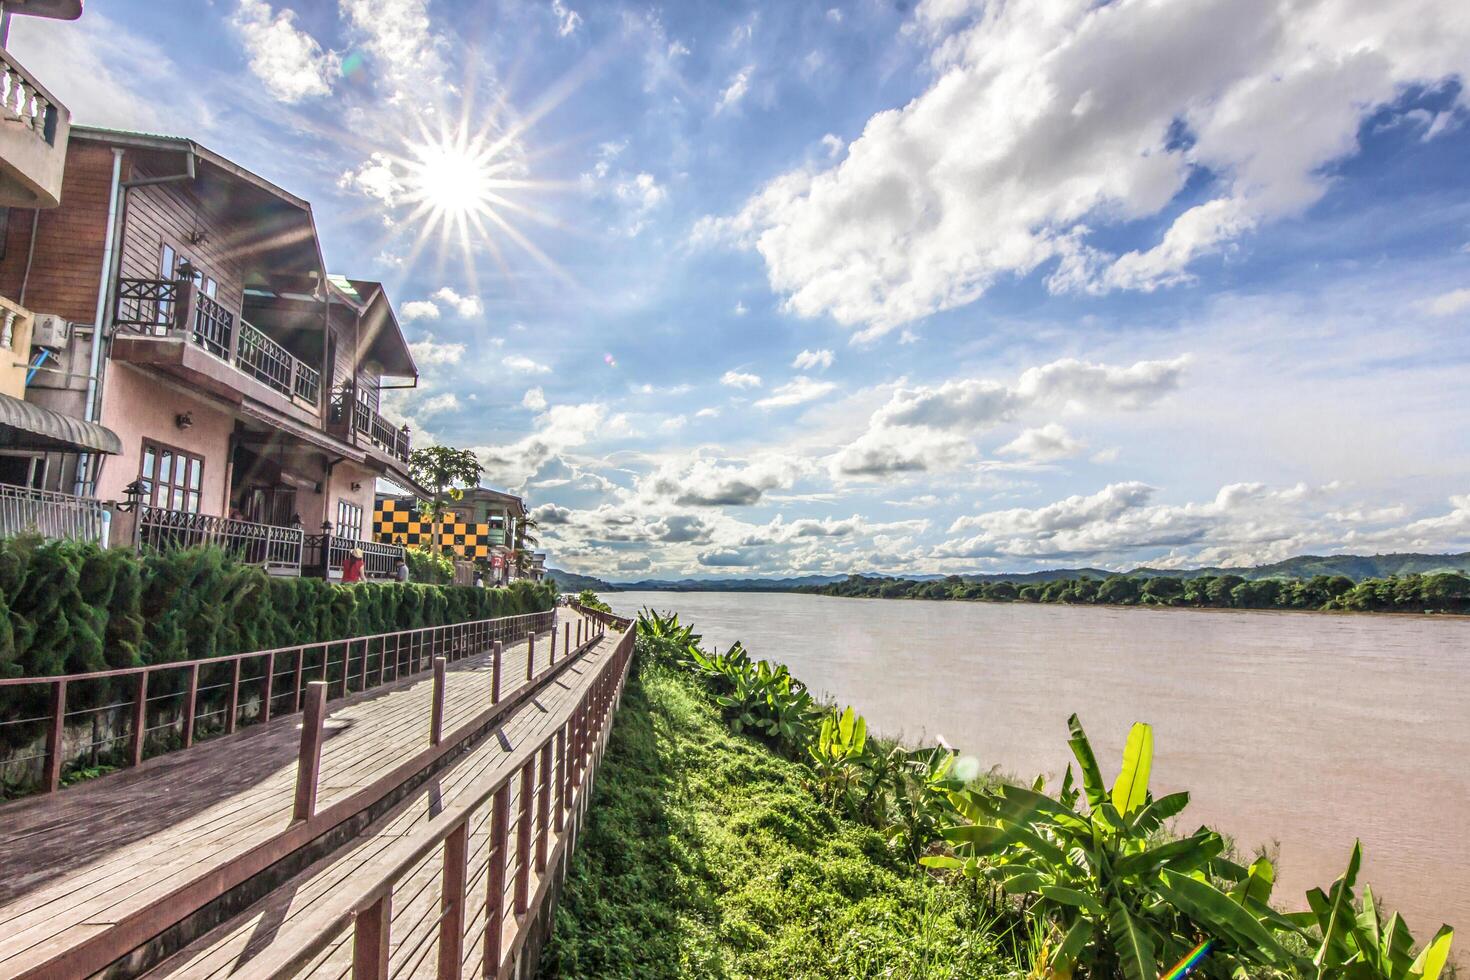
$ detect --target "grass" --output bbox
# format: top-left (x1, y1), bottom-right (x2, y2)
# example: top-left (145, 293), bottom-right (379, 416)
top-left (538, 660), bottom-right (1022, 979)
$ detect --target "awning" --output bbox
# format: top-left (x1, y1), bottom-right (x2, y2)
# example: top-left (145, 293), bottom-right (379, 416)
top-left (0, 393), bottom-right (122, 454)
top-left (236, 400), bottom-right (367, 461)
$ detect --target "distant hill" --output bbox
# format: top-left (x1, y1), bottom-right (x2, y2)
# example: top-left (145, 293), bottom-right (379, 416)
top-left (544, 552), bottom-right (1470, 595)
top-left (546, 568), bottom-right (615, 593)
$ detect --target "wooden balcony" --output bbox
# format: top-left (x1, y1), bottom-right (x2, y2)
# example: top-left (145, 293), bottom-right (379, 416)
top-left (112, 278), bottom-right (322, 419)
top-left (0, 48), bottom-right (69, 208)
top-left (136, 505), bottom-right (304, 575)
top-left (328, 384), bottom-right (412, 463)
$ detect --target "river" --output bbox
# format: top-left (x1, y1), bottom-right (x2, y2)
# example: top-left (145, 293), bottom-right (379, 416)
top-left (607, 590), bottom-right (1470, 932)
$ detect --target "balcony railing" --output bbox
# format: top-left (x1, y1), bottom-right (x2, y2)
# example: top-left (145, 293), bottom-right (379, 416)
top-left (237, 320), bottom-right (322, 405)
top-left (1, 51), bottom-right (60, 147)
top-left (114, 280), bottom-right (321, 407)
top-left (304, 533), bottom-right (405, 580)
top-left (0, 483), bottom-right (107, 545)
top-left (136, 505), bottom-right (304, 575)
top-left (329, 385), bottom-right (411, 462)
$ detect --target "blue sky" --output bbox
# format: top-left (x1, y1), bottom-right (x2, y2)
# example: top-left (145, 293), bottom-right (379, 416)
top-left (17, 0), bottom-right (1470, 579)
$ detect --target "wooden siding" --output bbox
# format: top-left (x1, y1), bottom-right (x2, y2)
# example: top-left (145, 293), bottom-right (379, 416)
top-left (117, 165), bottom-right (247, 324)
top-left (0, 140), bottom-right (115, 322)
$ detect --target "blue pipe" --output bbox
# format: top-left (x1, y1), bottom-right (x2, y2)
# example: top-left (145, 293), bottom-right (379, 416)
top-left (26, 347), bottom-right (50, 385)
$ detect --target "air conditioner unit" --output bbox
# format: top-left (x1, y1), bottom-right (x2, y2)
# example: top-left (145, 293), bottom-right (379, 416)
top-left (31, 313), bottom-right (70, 348)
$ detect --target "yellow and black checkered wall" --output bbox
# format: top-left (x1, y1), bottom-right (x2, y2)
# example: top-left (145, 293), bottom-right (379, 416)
top-left (373, 497), bottom-right (499, 560)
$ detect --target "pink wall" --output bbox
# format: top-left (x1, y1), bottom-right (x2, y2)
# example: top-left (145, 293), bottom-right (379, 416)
top-left (321, 459), bottom-right (379, 538)
top-left (93, 364), bottom-right (235, 512)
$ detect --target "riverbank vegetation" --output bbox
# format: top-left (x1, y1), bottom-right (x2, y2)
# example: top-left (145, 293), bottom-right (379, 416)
top-left (545, 606), bottom-right (1456, 979)
top-left (798, 571), bottom-right (1470, 614)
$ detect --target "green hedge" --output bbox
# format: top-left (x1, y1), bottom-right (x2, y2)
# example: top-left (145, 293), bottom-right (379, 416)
top-left (0, 537), bottom-right (556, 681)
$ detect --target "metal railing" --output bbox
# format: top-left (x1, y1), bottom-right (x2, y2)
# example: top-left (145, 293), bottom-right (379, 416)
top-left (190, 291), bottom-right (233, 358)
top-left (0, 49), bottom-right (60, 146)
top-left (304, 533), bottom-right (405, 580)
top-left (114, 277), bottom-right (176, 332)
top-left (0, 482), bottom-right (107, 544)
top-left (0, 608), bottom-right (561, 795)
top-left (331, 385), bottom-right (412, 462)
top-left (237, 320), bottom-right (321, 406)
top-left (137, 505), bottom-right (304, 574)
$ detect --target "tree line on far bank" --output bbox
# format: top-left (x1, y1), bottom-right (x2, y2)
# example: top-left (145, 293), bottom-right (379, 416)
top-left (796, 570), bottom-right (1470, 613)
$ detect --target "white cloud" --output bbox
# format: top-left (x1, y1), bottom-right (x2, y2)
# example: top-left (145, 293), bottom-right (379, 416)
top-left (418, 392), bottom-right (461, 415)
top-left (504, 355), bottom-right (551, 374)
top-left (660, 415), bottom-right (688, 431)
top-left (733, 301), bottom-right (749, 316)
top-left (792, 348), bottom-right (835, 371)
top-left (339, 0), bottom-right (447, 103)
top-left (700, 0), bottom-right (1470, 337)
top-left (755, 376), bottom-right (838, 409)
top-left (998, 423), bottom-right (1087, 462)
top-left (338, 152), bottom-right (407, 207)
top-left (720, 370), bottom-right (762, 389)
top-left (433, 287), bottom-right (484, 318)
top-left (820, 133), bottom-right (844, 158)
top-left (831, 425), bottom-right (972, 479)
top-left (695, 407), bottom-right (721, 419)
top-left (401, 300), bottom-right (441, 322)
top-left (231, 0), bottom-right (337, 103)
top-left (715, 65), bottom-right (753, 114)
top-left (551, 0), bottom-right (582, 37)
top-left (407, 334), bottom-right (464, 365)
top-left (640, 453), bottom-right (807, 507)
top-left (523, 387), bottom-right (548, 411)
top-left (476, 403), bottom-right (610, 488)
top-left (1421, 288), bottom-right (1470, 317)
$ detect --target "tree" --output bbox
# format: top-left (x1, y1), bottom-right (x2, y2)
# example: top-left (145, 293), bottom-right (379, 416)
top-left (512, 515), bottom-right (540, 576)
top-left (407, 446), bottom-right (483, 556)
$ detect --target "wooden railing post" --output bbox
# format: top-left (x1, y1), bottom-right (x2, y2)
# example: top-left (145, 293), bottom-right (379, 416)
top-left (261, 651), bottom-right (275, 724)
top-left (564, 623), bottom-right (570, 660)
top-left (430, 656), bottom-right (446, 746)
top-left (43, 678), bottom-right (67, 792)
top-left (352, 892), bottom-right (391, 980)
top-left (491, 640), bottom-right (502, 704)
top-left (437, 820), bottom-right (468, 979)
top-left (225, 657), bottom-right (242, 735)
top-left (182, 662), bottom-right (199, 749)
top-left (293, 680), bottom-right (328, 821)
top-left (525, 631), bottom-right (535, 682)
top-left (130, 671), bottom-right (149, 768)
top-left (549, 625), bottom-right (557, 666)
top-left (554, 727), bottom-right (567, 833)
top-left (484, 784), bottom-right (511, 973)
top-left (293, 647), bottom-right (305, 713)
top-left (577, 620), bottom-right (583, 648)
top-left (514, 760), bottom-right (534, 914)
top-left (535, 741), bottom-right (552, 873)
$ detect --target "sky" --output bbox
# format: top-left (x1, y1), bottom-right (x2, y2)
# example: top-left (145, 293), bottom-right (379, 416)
top-left (14, 0), bottom-right (1470, 580)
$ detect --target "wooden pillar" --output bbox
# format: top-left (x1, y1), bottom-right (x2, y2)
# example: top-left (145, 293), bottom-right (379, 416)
top-left (554, 728), bottom-right (567, 833)
top-left (549, 626), bottom-right (557, 666)
top-left (484, 784), bottom-right (511, 974)
top-left (525, 631), bottom-right (535, 682)
top-left (430, 656), bottom-right (447, 746)
top-left (514, 760), bottom-right (533, 914)
top-left (564, 623), bottom-right (570, 659)
top-left (182, 663), bottom-right (199, 749)
top-left (293, 680), bottom-right (328, 821)
top-left (490, 640), bottom-right (502, 704)
top-left (225, 658), bottom-right (242, 735)
top-left (535, 741), bottom-right (552, 873)
top-left (130, 671), bottom-right (149, 768)
top-left (437, 821), bottom-right (468, 979)
top-left (261, 651), bottom-right (275, 724)
top-left (43, 679), bottom-right (67, 792)
top-left (352, 892), bottom-right (391, 980)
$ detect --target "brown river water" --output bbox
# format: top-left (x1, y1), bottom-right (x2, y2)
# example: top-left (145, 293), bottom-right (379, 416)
top-left (607, 590), bottom-right (1470, 932)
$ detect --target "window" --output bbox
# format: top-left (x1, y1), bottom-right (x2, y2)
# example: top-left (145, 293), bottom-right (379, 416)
top-left (337, 499), bottom-right (364, 540)
top-left (159, 243), bottom-right (176, 279)
top-left (139, 439), bottom-right (203, 513)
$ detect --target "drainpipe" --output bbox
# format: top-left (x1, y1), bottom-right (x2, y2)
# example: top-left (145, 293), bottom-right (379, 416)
top-left (75, 145), bottom-right (198, 496)
top-left (75, 148), bottom-right (124, 495)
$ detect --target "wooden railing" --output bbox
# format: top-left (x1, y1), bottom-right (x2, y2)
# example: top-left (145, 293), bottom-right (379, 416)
top-left (0, 609), bottom-right (559, 795)
top-left (137, 504), bottom-right (304, 574)
top-left (0, 481), bottom-right (108, 545)
top-left (239, 621), bottom-right (630, 979)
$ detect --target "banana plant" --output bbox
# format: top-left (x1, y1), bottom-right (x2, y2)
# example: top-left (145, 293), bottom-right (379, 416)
top-left (1298, 840), bottom-right (1454, 980)
top-left (808, 706), bottom-right (870, 811)
top-left (924, 714), bottom-right (1297, 979)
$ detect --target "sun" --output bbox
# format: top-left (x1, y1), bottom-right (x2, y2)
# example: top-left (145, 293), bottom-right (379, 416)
top-left (406, 134), bottom-right (504, 220)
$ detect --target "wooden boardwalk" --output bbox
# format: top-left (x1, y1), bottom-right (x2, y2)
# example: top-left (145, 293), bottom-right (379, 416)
top-left (0, 607), bottom-right (620, 980)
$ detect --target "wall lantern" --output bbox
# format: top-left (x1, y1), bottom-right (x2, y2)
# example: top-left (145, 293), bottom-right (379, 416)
top-left (350, 482), bottom-right (362, 492)
top-left (175, 411), bottom-right (193, 430)
top-left (119, 480), bottom-right (146, 513)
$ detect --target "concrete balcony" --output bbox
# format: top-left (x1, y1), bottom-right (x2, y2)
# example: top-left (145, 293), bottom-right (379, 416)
top-left (0, 48), bottom-right (69, 208)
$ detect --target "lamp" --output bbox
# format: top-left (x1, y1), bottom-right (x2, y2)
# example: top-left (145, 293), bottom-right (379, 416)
top-left (350, 482), bottom-right (362, 492)
top-left (119, 480), bottom-right (146, 513)
top-left (175, 411), bottom-right (193, 430)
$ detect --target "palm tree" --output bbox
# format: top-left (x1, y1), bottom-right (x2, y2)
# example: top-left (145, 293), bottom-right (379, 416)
top-left (512, 516), bottom-right (540, 576)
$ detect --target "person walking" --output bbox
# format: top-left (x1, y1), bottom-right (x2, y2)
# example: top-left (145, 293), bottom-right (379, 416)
top-left (473, 568), bottom-right (485, 588)
top-left (342, 547), bottom-right (365, 583)
top-left (394, 557), bottom-right (410, 582)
